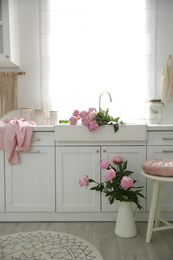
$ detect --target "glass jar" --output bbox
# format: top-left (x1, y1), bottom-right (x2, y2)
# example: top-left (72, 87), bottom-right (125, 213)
top-left (34, 109), bottom-right (45, 125)
top-left (50, 111), bottom-right (58, 125)
top-left (20, 108), bottom-right (32, 121)
top-left (146, 99), bottom-right (164, 124)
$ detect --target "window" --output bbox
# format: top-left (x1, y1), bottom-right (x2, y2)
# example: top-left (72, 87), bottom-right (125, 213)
top-left (39, 0), bottom-right (156, 121)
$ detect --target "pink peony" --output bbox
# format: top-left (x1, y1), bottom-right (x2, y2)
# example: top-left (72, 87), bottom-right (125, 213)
top-left (112, 156), bottom-right (124, 164)
top-left (82, 116), bottom-right (89, 126)
top-left (79, 175), bottom-right (89, 187)
top-left (79, 110), bottom-right (88, 118)
top-left (99, 159), bottom-right (110, 169)
top-left (69, 116), bottom-right (78, 125)
top-left (88, 111), bottom-right (97, 120)
top-left (104, 169), bottom-right (116, 181)
top-left (121, 176), bottom-right (133, 190)
top-left (88, 107), bottom-right (97, 113)
top-left (87, 120), bottom-right (98, 132)
top-left (73, 109), bottom-right (80, 117)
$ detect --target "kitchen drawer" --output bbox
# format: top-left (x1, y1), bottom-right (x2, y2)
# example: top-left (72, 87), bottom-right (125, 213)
top-left (31, 132), bottom-right (55, 146)
top-left (147, 131), bottom-right (173, 145)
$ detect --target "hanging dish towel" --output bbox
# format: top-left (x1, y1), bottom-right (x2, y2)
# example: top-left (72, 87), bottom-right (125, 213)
top-left (160, 55), bottom-right (173, 102)
top-left (0, 73), bottom-right (18, 117)
top-left (0, 118), bottom-right (36, 165)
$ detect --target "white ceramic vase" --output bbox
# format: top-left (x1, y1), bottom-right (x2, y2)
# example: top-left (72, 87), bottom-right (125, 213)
top-left (114, 201), bottom-right (137, 238)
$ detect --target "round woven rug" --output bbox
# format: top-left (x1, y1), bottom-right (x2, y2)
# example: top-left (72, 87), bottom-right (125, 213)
top-left (0, 230), bottom-right (103, 260)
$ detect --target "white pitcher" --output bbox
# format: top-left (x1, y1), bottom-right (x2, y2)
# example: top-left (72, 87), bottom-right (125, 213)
top-left (114, 201), bottom-right (137, 238)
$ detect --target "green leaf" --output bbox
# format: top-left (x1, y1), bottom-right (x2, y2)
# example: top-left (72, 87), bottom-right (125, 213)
top-left (137, 193), bottom-right (146, 199)
top-left (123, 170), bottom-right (133, 176)
top-left (113, 124), bottom-right (119, 133)
top-left (109, 196), bottom-right (115, 204)
top-left (122, 195), bottom-right (128, 200)
top-left (95, 108), bottom-right (124, 132)
top-left (106, 181), bottom-right (113, 189)
top-left (122, 161), bottom-right (127, 171)
top-left (90, 187), bottom-right (98, 191)
top-left (114, 117), bottom-right (120, 122)
top-left (131, 186), bottom-right (144, 189)
top-left (119, 163), bottom-right (122, 172)
top-left (100, 184), bottom-right (104, 192)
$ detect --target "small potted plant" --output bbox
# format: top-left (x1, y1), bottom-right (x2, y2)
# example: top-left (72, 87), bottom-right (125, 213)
top-left (79, 155), bottom-right (145, 238)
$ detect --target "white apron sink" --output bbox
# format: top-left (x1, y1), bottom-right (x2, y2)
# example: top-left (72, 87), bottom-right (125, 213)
top-left (55, 124), bottom-right (147, 142)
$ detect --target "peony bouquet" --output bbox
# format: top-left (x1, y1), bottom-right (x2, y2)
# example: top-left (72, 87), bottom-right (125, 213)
top-left (69, 107), bottom-right (124, 133)
top-left (79, 155), bottom-right (145, 210)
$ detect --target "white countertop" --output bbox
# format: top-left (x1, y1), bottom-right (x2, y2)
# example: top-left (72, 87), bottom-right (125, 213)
top-left (147, 124), bottom-right (173, 131)
top-left (33, 124), bottom-right (173, 132)
top-left (33, 125), bottom-right (55, 131)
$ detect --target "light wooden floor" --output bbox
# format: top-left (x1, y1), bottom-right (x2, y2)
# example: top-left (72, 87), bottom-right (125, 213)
top-left (0, 222), bottom-right (173, 260)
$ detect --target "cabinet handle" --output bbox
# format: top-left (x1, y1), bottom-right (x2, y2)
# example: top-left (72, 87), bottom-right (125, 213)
top-left (162, 150), bottom-right (173, 153)
top-left (32, 138), bottom-right (40, 141)
top-left (103, 150), bottom-right (106, 153)
top-left (96, 150), bottom-right (99, 153)
top-left (162, 138), bottom-right (173, 140)
top-left (20, 150), bottom-right (40, 153)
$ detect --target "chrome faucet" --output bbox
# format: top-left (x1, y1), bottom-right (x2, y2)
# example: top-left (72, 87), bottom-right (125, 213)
top-left (99, 91), bottom-right (112, 111)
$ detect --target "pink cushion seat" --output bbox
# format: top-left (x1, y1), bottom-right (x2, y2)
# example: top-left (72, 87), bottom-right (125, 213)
top-left (142, 159), bottom-right (173, 177)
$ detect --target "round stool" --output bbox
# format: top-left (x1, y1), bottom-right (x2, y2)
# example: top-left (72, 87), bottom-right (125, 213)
top-left (142, 159), bottom-right (173, 243)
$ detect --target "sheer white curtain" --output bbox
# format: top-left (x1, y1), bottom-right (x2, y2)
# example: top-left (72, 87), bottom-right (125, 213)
top-left (39, 0), bottom-right (156, 121)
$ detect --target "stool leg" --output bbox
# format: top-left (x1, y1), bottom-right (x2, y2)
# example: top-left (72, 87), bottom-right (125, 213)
top-left (155, 182), bottom-right (164, 228)
top-left (146, 180), bottom-right (159, 243)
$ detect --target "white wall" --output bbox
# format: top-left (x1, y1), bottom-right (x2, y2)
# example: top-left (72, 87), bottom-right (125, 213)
top-left (157, 0), bottom-right (173, 123)
top-left (18, 0), bottom-right (40, 110)
top-left (1, 0), bottom-right (173, 123)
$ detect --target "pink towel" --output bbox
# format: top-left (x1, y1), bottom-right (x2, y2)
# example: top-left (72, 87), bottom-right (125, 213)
top-left (0, 118), bottom-right (36, 165)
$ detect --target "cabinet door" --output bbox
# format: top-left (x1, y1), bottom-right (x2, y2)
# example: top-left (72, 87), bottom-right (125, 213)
top-left (0, 0), bottom-right (19, 66)
top-left (101, 146), bottom-right (146, 211)
top-left (5, 147), bottom-right (55, 212)
top-left (0, 150), bottom-right (5, 212)
top-left (0, 0), bottom-right (9, 61)
top-left (147, 146), bottom-right (173, 211)
top-left (56, 146), bottom-right (100, 212)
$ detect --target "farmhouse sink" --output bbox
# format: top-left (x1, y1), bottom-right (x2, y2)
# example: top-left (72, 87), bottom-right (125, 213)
top-left (55, 124), bottom-right (147, 142)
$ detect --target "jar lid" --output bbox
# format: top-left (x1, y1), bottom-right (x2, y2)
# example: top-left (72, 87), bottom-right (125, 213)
top-left (148, 99), bottom-right (162, 103)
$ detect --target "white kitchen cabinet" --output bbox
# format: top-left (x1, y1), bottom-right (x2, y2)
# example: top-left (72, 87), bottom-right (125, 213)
top-left (56, 145), bottom-right (146, 213)
top-left (101, 146), bottom-right (147, 211)
top-left (147, 131), bottom-right (173, 211)
top-left (5, 132), bottom-right (55, 212)
top-left (56, 146), bottom-right (100, 212)
top-left (0, 150), bottom-right (5, 212)
top-left (0, 0), bottom-right (20, 67)
top-left (1, 126), bottom-right (173, 221)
